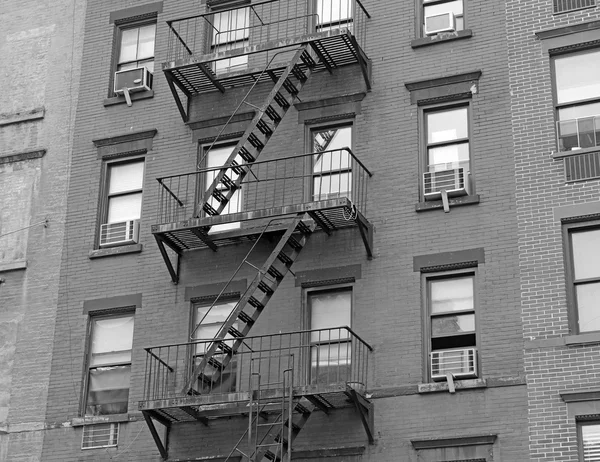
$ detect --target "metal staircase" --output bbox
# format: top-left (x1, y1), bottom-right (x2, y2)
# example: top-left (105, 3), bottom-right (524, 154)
top-left (184, 214), bottom-right (316, 394)
top-left (199, 45), bottom-right (317, 224)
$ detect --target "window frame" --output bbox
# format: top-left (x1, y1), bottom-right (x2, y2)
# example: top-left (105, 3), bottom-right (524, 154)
top-left (577, 419), bottom-right (600, 462)
top-left (97, 156), bottom-right (146, 248)
top-left (421, 268), bottom-right (479, 383)
top-left (419, 101), bottom-right (474, 201)
top-left (303, 283), bottom-right (354, 385)
top-left (553, 0), bottom-right (596, 15)
top-left (82, 311), bottom-right (135, 417)
top-left (551, 46), bottom-right (600, 153)
top-left (109, 18), bottom-right (157, 97)
top-left (306, 120), bottom-right (355, 203)
top-left (208, 0), bottom-right (251, 74)
top-left (562, 219), bottom-right (600, 334)
top-left (418, 0), bottom-right (465, 38)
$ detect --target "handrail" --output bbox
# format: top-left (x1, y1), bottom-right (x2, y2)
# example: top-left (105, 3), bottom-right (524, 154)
top-left (355, 0), bottom-right (371, 18)
top-left (148, 326), bottom-right (373, 352)
top-left (144, 348), bottom-right (175, 372)
top-left (158, 148), bottom-right (371, 184)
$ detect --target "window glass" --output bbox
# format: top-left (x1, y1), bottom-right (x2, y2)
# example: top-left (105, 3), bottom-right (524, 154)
top-left (571, 229), bottom-right (600, 280)
top-left (90, 316), bottom-right (134, 366)
top-left (316, 0), bottom-right (353, 25)
top-left (312, 125), bottom-right (352, 200)
top-left (555, 51), bottom-right (600, 105)
top-left (427, 108), bottom-right (468, 143)
top-left (431, 276), bottom-right (474, 313)
top-left (425, 106), bottom-right (470, 177)
top-left (582, 423), bottom-right (600, 461)
top-left (109, 162), bottom-right (144, 194)
top-left (107, 194), bottom-right (143, 223)
top-left (105, 160), bottom-right (144, 225)
top-left (118, 23), bottom-right (156, 73)
top-left (431, 313), bottom-right (475, 336)
top-left (310, 290), bottom-right (352, 342)
top-left (577, 283), bottom-right (600, 332)
top-left (213, 8), bottom-right (249, 45)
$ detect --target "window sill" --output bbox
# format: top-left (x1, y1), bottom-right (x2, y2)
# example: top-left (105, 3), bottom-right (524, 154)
top-left (89, 244), bottom-right (143, 259)
top-left (411, 29), bottom-right (473, 49)
top-left (0, 260), bottom-right (27, 273)
top-left (565, 331), bottom-right (600, 346)
top-left (103, 90), bottom-right (154, 107)
top-left (415, 194), bottom-right (480, 212)
top-left (418, 378), bottom-right (487, 393)
top-left (552, 146), bottom-right (600, 159)
top-left (71, 413), bottom-right (142, 427)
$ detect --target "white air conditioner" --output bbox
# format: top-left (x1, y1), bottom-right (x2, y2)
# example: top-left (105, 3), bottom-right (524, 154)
top-left (430, 348), bottom-right (478, 381)
top-left (113, 67), bottom-right (153, 96)
top-left (99, 220), bottom-right (140, 247)
top-left (424, 12), bottom-right (456, 35)
top-left (423, 167), bottom-right (469, 201)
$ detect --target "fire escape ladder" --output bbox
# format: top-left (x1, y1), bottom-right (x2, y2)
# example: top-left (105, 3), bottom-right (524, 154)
top-left (183, 214), bottom-right (317, 394)
top-left (198, 45), bottom-right (317, 225)
top-left (249, 370), bottom-right (314, 462)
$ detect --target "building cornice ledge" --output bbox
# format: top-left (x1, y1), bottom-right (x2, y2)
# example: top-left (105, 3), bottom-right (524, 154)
top-left (92, 129), bottom-right (158, 147)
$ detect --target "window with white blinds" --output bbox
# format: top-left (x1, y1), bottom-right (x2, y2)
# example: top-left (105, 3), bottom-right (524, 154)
top-left (581, 423), bottom-right (600, 461)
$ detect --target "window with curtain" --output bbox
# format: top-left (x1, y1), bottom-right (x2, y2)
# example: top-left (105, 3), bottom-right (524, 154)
top-left (85, 314), bottom-right (134, 416)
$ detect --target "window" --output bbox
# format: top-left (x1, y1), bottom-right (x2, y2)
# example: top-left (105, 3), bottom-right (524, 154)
top-left (99, 159), bottom-right (144, 247)
top-left (201, 142), bottom-right (243, 233)
top-left (314, 0), bottom-right (354, 32)
top-left (192, 299), bottom-right (239, 392)
top-left (579, 421), bottom-right (600, 461)
top-left (422, 105), bottom-right (471, 199)
top-left (210, 3), bottom-right (249, 73)
top-left (116, 22), bottom-right (156, 73)
top-left (85, 314), bottom-right (134, 416)
top-left (554, 0), bottom-right (596, 14)
top-left (421, 0), bottom-right (464, 36)
top-left (307, 287), bottom-right (352, 385)
top-left (311, 124), bottom-right (353, 201)
top-left (564, 222), bottom-right (600, 333)
top-left (553, 48), bottom-right (600, 152)
top-left (425, 272), bottom-right (478, 381)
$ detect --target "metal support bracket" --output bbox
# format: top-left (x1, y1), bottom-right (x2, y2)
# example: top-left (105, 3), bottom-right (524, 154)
top-left (441, 189), bottom-right (450, 213)
top-left (155, 235), bottom-right (181, 284)
top-left (143, 411), bottom-right (169, 460)
top-left (355, 212), bottom-right (374, 259)
top-left (347, 387), bottom-right (375, 444)
top-left (164, 71), bottom-right (190, 122)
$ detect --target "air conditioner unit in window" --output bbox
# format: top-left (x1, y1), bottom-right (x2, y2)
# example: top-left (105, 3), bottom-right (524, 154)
top-left (424, 12), bottom-right (456, 35)
top-left (99, 220), bottom-right (140, 247)
top-left (430, 348), bottom-right (478, 382)
top-left (423, 167), bottom-right (469, 201)
top-left (114, 67), bottom-right (153, 96)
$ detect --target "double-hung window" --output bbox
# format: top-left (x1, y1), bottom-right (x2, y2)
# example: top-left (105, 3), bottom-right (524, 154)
top-left (421, 0), bottom-right (464, 36)
top-left (554, 48), bottom-right (600, 152)
top-left (85, 314), bottom-right (134, 416)
top-left (210, 3), bottom-right (250, 73)
top-left (307, 288), bottom-right (352, 385)
top-left (423, 105), bottom-right (471, 199)
top-left (117, 23), bottom-right (156, 73)
top-left (564, 221), bottom-right (600, 333)
top-left (579, 421), bottom-right (600, 461)
top-left (311, 124), bottom-right (353, 201)
top-left (99, 159), bottom-right (144, 247)
top-left (192, 299), bottom-right (239, 392)
top-left (425, 273), bottom-right (478, 381)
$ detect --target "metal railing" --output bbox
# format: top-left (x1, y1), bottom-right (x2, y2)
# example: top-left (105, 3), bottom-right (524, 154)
top-left (156, 148), bottom-right (372, 225)
top-left (140, 327), bottom-right (372, 403)
top-left (166, 0), bottom-right (370, 65)
top-left (557, 114), bottom-right (600, 152)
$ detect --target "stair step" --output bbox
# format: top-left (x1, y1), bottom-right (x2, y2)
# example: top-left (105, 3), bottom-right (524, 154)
top-left (228, 325), bottom-right (244, 338)
top-left (211, 188), bottom-right (228, 203)
top-left (237, 310), bottom-right (256, 324)
top-left (258, 281), bottom-right (274, 295)
top-left (267, 265), bottom-right (285, 280)
top-left (296, 221), bottom-right (313, 234)
top-left (286, 235), bottom-right (303, 250)
top-left (221, 173), bottom-right (239, 188)
top-left (274, 92), bottom-right (290, 110)
top-left (238, 147), bottom-right (256, 163)
top-left (203, 202), bottom-right (219, 216)
top-left (300, 51), bottom-right (317, 68)
top-left (294, 402), bottom-right (311, 415)
top-left (282, 78), bottom-right (299, 96)
top-left (207, 357), bottom-right (224, 369)
top-left (257, 119), bottom-right (274, 137)
top-left (263, 450), bottom-right (280, 462)
top-left (248, 133), bottom-right (265, 150)
top-left (285, 419), bottom-right (301, 433)
top-left (265, 105), bottom-right (282, 123)
top-left (291, 64), bottom-right (307, 82)
top-left (277, 251), bottom-right (294, 266)
top-left (247, 296), bottom-right (265, 310)
top-left (217, 340), bottom-right (233, 355)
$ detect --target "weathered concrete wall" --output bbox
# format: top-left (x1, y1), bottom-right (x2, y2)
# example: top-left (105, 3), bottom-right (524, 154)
top-left (0, 0), bottom-right (85, 460)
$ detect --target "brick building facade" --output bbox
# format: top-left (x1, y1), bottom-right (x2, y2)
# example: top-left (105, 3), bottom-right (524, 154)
top-left (0, 1), bottom-right (85, 461)
top-left (36, 0), bottom-right (533, 460)
top-left (506, 1), bottom-right (600, 461)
